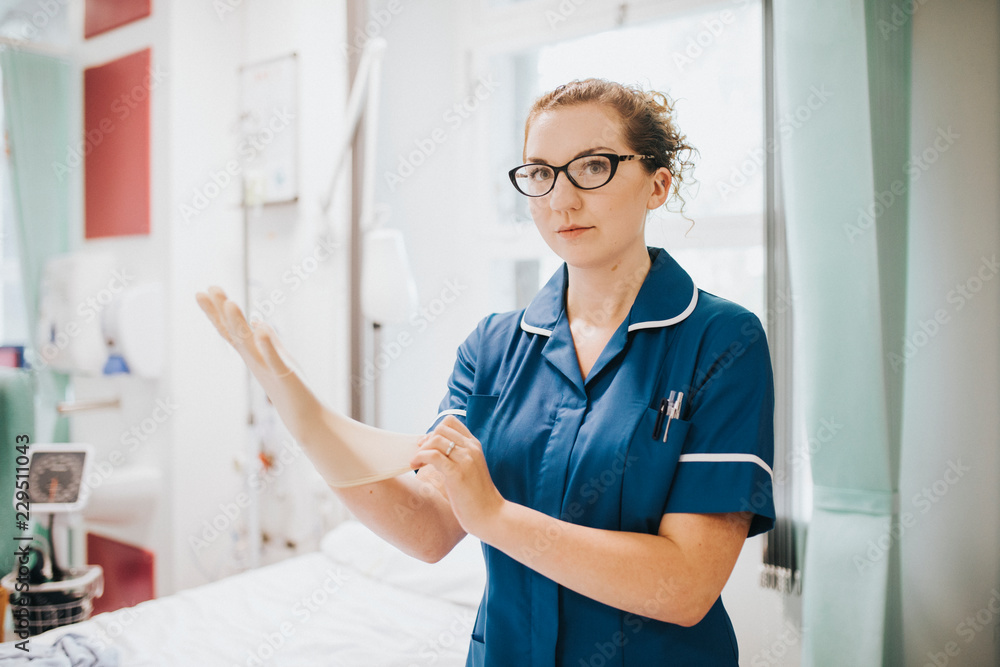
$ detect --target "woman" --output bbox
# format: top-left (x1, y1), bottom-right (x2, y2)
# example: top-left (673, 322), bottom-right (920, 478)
top-left (198, 79), bottom-right (774, 666)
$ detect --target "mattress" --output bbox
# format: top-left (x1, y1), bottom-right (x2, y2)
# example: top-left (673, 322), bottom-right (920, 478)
top-left (8, 521), bottom-right (486, 666)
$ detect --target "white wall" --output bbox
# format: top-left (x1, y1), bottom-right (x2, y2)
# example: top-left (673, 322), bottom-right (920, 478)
top-left (36, 0), bottom-right (351, 595)
top-left (166, 0), bottom-right (352, 589)
top-left (900, 1), bottom-right (1000, 665)
top-left (373, 0), bottom-right (513, 435)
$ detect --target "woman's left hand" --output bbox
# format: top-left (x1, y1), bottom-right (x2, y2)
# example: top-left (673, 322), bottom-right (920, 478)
top-left (409, 416), bottom-right (507, 540)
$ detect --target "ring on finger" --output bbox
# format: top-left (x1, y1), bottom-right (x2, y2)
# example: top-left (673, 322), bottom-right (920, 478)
top-left (445, 441), bottom-right (456, 457)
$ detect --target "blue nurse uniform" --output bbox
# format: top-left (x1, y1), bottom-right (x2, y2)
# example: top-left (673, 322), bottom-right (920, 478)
top-left (427, 246), bottom-right (775, 666)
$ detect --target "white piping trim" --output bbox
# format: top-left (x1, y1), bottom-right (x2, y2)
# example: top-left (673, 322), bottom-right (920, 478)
top-left (627, 283), bottom-right (699, 332)
top-left (520, 314), bottom-right (553, 337)
top-left (677, 453), bottom-right (774, 478)
top-left (433, 409), bottom-right (467, 422)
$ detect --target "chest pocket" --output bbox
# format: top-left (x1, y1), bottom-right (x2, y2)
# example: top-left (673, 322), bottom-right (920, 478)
top-left (620, 405), bottom-right (691, 535)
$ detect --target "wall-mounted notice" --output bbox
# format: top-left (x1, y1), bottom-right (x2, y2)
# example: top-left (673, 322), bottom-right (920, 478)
top-left (238, 53), bottom-right (298, 206)
top-left (84, 48), bottom-right (152, 239)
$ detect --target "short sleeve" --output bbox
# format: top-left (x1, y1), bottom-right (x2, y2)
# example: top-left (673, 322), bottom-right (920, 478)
top-left (426, 320), bottom-right (483, 433)
top-left (663, 312), bottom-right (776, 537)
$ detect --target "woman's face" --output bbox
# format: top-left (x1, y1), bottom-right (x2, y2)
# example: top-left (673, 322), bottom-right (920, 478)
top-left (522, 102), bottom-right (669, 270)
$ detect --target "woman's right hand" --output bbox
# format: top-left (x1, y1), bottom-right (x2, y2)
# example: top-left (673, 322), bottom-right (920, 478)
top-left (195, 286), bottom-right (320, 426)
top-left (194, 286), bottom-right (420, 487)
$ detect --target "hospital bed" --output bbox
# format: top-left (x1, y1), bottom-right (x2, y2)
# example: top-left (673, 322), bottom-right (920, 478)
top-left (4, 520), bottom-right (485, 665)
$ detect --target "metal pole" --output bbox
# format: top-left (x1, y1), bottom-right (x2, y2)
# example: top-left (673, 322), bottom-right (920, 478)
top-left (347, 0), bottom-right (368, 422)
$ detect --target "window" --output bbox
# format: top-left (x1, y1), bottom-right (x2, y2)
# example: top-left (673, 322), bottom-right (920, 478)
top-left (469, 0), bottom-right (802, 593)
top-left (484, 1), bottom-right (765, 318)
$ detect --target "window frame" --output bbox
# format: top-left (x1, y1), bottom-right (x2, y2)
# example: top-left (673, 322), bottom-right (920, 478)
top-left (458, 0), bottom-right (802, 593)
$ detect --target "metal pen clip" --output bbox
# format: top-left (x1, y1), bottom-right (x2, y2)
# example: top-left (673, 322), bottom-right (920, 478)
top-left (661, 391), bottom-right (684, 443)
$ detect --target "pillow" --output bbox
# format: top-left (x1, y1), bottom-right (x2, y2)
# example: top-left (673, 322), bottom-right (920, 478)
top-left (320, 520), bottom-right (486, 608)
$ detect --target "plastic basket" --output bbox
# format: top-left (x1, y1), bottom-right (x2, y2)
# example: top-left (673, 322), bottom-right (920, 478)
top-left (2, 565), bottom-right (104, 637)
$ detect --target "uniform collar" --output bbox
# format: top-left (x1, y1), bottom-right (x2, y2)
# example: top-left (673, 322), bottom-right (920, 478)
top-left (520, 247), bottom-right (698, 337)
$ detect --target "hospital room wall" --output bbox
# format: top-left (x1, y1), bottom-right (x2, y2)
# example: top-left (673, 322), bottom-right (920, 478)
top-left (163, 0), bottom-right (352, 591)
top-left (899, 1), bottom-right (1000, 665)
top-left (52, 0), bottom-right (352, 595)
top-left (60, 0), bottom-right (178, 601)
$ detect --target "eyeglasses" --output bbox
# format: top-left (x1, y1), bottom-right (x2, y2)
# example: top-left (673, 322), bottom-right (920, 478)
top-left (508, 153), bottom-right (654, 197)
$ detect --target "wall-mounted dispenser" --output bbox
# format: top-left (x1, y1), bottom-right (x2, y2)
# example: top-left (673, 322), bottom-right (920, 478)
top-left (35, 252), bottom-right (164, 379)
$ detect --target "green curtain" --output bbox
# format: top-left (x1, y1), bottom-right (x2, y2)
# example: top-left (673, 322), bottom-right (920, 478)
top-left (0, 369), bottom-right (35, 575)
top-left (1, 49), bottom-right (72, 443)
top-left (774, 1), bottom-right (910, 665)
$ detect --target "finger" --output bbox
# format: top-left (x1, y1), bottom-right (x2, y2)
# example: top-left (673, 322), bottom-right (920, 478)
top-left (195, 291), bottom-right (233, 344)
top-left (409, 447), bottom-right (455, 471)
top-left (434, 423), bottom-right (477, 450)
top-left (421, 432), bottom-right (464, 460)
top-left (261, 325), bottom-right (308, 378)
top-left (252, 322), bottom-right (294, 378)
top-left (440, 414), bottom-right (474, 439)
top-left (222, 300), bottom-right (261, 363)
top-left (421, 433), bottom-right (460, 458)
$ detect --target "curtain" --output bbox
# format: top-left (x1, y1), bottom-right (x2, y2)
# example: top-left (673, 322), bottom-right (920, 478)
top-left (0, 369), bottom-right (35, 574)
top-left (1, 49), bottom-right (72, 442)
top-left (773, 1), bottom-right (910, 665)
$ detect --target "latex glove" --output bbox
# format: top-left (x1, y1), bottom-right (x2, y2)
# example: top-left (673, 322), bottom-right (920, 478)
top-left (195, 286), bottom-right (419, 487)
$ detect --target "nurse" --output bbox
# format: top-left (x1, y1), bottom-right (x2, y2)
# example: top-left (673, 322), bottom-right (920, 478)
top-left (198, 78), bottom-right (774, 666)
top-left (411, 78), bottom-right (775, 665)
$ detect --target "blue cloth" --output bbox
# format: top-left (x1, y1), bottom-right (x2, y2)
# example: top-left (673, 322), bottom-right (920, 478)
top-left (0, 633), bottom-right (118, 666)
top-left (430, 247), bottom-right (775, 666)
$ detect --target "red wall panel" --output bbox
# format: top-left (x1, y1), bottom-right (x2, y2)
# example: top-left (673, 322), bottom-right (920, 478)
top-left (84, 0), bottom-right (151, 40)
top-left (84, 48), bottom-right (151, 239)
top-left (86, 532), bottom-right (155, 614)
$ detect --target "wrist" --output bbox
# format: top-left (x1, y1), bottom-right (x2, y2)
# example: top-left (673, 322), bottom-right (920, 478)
top-left (475, 497), bottom-right (515, 548)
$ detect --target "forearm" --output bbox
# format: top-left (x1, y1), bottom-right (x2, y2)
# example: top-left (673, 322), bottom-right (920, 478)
top-left (479, 502), bottom-right (715, 627)
top-left (331, 468), bottom-right (465, 563)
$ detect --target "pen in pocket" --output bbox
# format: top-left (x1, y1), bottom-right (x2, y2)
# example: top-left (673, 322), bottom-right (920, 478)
top-left (651, 391), bottom-right (684, 442)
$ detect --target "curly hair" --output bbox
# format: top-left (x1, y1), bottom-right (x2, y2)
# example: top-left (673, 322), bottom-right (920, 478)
top-left (524, 78), bottom-right (698, 217)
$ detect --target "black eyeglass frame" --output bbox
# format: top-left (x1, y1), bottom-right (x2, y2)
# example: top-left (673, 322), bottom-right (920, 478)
top-left (508, 153), bottom-right (655, 197)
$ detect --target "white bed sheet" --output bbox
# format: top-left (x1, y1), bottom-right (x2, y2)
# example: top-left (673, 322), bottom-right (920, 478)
top-left (17, 522), bottom-right (486, 666)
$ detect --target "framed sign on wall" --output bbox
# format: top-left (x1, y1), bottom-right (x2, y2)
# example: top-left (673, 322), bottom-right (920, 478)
top-left (238, 53), bottom-right (299, 206)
